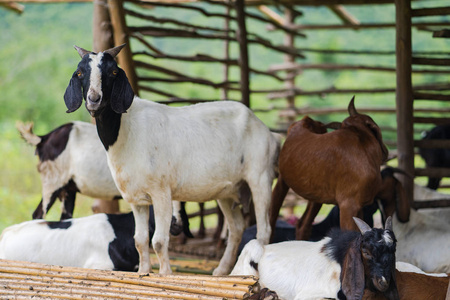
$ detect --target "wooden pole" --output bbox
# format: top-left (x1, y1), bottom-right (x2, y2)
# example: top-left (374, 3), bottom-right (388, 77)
top-left (234, 0), bottom-right (250, 107)
top-left (221, 1), bottom-right (231, 100)
top-left (283, 7), bottom-right (297, 125)
top-left (395, 0), bottom-right (414, 206)
top-left (108, 0), bottom-right (139, 95)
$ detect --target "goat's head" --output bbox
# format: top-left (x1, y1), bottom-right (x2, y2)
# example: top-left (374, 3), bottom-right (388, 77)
top-left (292, 116), bottom-right (328, 134)
top-left (340, 216), bottom-right (399, 300)
top-left (376, 167), bottom-right (410, 223)
top-left (342, 96), bottom-right (389, 163)
top-left (64, 44), bottom-right (134, 117)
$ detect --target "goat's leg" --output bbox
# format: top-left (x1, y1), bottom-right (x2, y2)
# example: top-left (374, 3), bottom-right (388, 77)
top-left (269, 175), bottom-right (290, 242)
top-left (427, 177), bottom-right (441, 190)
top-left (296, 201), bottom-right (322, 240)
top-left (130, 204), bottom-right (152, 274)
top-left (338, 201), bottom-right (362, 231)
top-left (61, 189), bottom-right (76, 220)
top-left (150, 192), bottom-right (173, 275)
top-left (214, 198), bottom-right (245, 275)
top-left (198, 202), bottom-right (206, 238)
top-left (250, 176), bottom-right (273, 245)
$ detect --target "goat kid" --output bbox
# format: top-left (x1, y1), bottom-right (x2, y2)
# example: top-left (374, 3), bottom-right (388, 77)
top-left (231, 217), bottom-right (399, 300)
top-left (17, 121), bottom-right (120, 220)
top-left (0, 206), bottom-right (187, 271)
top-left (363, 262), bottom-right (449, 300)
top-left (63, 44), bottom-right (280, 275)
top-left (270, 101), bottom-right (388, 240)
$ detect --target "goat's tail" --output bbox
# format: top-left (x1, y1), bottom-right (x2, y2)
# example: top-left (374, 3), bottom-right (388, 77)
top-left (16, 121), bottom-right (41, 146)
top-left (230, 239), bottom-right (264, 276)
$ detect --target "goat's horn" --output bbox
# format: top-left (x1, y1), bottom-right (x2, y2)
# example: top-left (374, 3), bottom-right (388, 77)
top-left (348, 96), bottom-right (358, 116)
top-left (104, 43), bottom-right (127, 58)
top-left (384, 216), bottom-right (393, 231)
top-left (390, 167), bottom-right (413, 179)
top-left (353, 217), bottom-right (372, 234)
top-left (74, 45), bottom-right (91, 58)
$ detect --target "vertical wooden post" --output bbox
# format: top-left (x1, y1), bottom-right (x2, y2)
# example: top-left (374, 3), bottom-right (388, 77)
top-left (108, 0), bottom-right (139, 96)
top-left (221, 2), bottom-right (231, 100)
top-left (284, 7), bottom-right (296, 124)
top-left (395, 0), bottom-right (414, 204)
top-left (234, 0), bottom-right (250, 107)
top-left (92, 0), bottom-right (114, 52)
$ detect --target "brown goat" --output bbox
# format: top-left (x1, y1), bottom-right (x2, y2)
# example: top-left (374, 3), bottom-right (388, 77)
top-left (363, 268), bottom-right (449, 300)
top-left (270, 97), bottom-right (389, 240)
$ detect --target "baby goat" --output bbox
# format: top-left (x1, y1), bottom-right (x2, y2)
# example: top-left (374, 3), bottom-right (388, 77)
top-left (231, 217), bottom-right (399, 300)
top-left (17, 121), bottom-right (120, 220)
top-left (270, 100), bottom-right (389, 240)
top-left (63, 44), bottom-right (280, 275)
top-left (0, 206), bottom-right (187, 271)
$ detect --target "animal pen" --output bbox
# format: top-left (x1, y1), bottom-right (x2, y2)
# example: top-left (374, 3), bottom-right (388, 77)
top-left (1, 0), bottom-right (450, 298)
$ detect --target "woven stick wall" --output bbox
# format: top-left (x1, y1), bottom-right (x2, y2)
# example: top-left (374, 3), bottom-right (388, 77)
top-left (0, 259), bottom-right (259, 299)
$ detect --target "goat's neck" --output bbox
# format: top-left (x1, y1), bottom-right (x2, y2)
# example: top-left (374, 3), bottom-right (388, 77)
top-left (95, 106), bottom-right (122, 151)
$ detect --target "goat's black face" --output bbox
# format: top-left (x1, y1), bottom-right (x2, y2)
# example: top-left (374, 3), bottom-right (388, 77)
top-left (360, 228), bottom-right (397, 293)
top-left (64, 45), bottom-right (134, 118)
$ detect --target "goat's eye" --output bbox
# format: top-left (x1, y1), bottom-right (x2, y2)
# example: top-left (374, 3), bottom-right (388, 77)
top-left (362, 250), bottom-right (373, 260)
top-left (76, 71), bottom-right (82, 77)
top-left (112, 69), bottom-right (118, 76)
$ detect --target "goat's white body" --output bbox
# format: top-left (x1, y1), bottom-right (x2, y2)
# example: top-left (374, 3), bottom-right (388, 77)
top-left (39, 121), bottom-right (119, 215)
top-left (413, 184), bottom-right (450, 223)
top-left (231, 239), bottom-right (341, 300)
top-left (107, 98), bottom-right (279, 275)
top-left (0, 214), bottom-right (115, 270)
top-left (394, 209), bottom-right (450, 273)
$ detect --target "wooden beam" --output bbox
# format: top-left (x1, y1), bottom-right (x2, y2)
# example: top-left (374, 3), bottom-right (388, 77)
top-left (414, 140), bottom-right (450, 149)
top-left (395, 0), bottom-right (414, 205)
top-left (413, 199), bottom-right (450, 209)
top-left (235, 0), bottom-right (250, 107)
top-left (412, 57), bottom-right (450, 66)
top-left (108, 0), bottom-right (139, 95)
top-left (414, 117), bottom-right (450, 125)
top-left (414, 92), bottom-right (450, 101)
top-left (433, 29), bottom-right (450, 38)
top-left (290, 21), bottom-right (450, 30)
top-left (412, 6), bottom-right (450, 18)
top-left (258, 5), bottom-right (285, 25)
top-left (327, 5), bottom-right (360, 26)
top-left (415, 168), bottom-right (450, 178)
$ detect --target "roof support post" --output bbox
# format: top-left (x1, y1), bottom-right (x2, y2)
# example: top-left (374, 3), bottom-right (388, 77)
top-left (234, 0), bottom-right (250, 107)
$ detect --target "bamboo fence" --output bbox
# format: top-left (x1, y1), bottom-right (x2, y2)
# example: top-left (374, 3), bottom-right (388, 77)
top-left (0, 259), bottom-right (259, 299)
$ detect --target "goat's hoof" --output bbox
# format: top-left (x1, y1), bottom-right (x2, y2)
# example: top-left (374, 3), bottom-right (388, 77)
top-left (138, 272), bottom-right (151, 278)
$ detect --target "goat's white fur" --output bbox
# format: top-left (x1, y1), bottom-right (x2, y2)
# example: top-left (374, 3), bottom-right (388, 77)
top-left (231, 239), bottom-right (342, 300)
top-left (396, 261), bottom-right (448, 277)
top-left (103, 98), bottom-right (279, 275)
top-left (413, 184), bottom-right (450, 223)
top-left (37, 121), bottom-right (118, 215)
top-left (0, 214), bottom-right (115, 270)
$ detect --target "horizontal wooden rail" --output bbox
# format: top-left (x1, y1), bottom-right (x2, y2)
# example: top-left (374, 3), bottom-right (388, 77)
top-left (412, 7), bottom-right (450, 18)
top-left (415, 167), bottom-right (450, 177)
top-left (414, 92), bottom-right (450, 101)
top-left (414, 117), bottom-right (450, 125)
top-left (412, 57), bottom-right (450, 66)
top-left (414, 140), bottom-right (450, 149)
top-left (413, 199), bottom-right (450, 209)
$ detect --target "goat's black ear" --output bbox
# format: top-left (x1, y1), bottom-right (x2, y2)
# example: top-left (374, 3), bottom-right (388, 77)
top-left (110, 68), bottom-right (134, 114)
top-left (64, 73), bottom-right (83, 113)
top-left (340, 238), bottom-right (365, 300)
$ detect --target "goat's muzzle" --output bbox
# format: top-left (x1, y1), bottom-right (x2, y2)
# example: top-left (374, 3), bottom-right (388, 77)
top-left (373, 276), bottom-right (389, 292)
top-left (86, 93), bottom-right (102, 116)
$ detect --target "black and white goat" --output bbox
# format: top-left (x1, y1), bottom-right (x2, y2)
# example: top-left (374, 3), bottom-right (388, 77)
top-left (63, 44), bottom-right (280, 275)
top-left (16, 121), bottom-right (121, 220)
top-left (0, 206), bottom-right (187, 271)
top-left (231, 217), bottom-right (399, 300)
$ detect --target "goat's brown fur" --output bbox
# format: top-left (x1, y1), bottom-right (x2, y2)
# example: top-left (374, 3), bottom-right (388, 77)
top-left (363, 270), bottom-right (449, 300)
top-left (269, 97), bottom-right (388, 240)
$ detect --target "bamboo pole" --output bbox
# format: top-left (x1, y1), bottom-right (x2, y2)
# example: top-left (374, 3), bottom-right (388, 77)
top-left (0, 259), bottom-right (258, 299)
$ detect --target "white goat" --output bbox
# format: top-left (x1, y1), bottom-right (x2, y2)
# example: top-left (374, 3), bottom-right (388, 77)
top-left (63, 44), bottom-right (280, 275)
top-left (17, 121), bottom-right (120, 220)
top-left (231, 217), bottom-right (399, 300)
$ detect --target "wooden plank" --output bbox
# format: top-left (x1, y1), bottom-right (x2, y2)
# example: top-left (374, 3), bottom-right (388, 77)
top-left (395, 0), bottom-right (414, 204)
top-left (433, 29), bottom-right (450, 38)
top-left (290, 21), bottom-right (450, 30)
